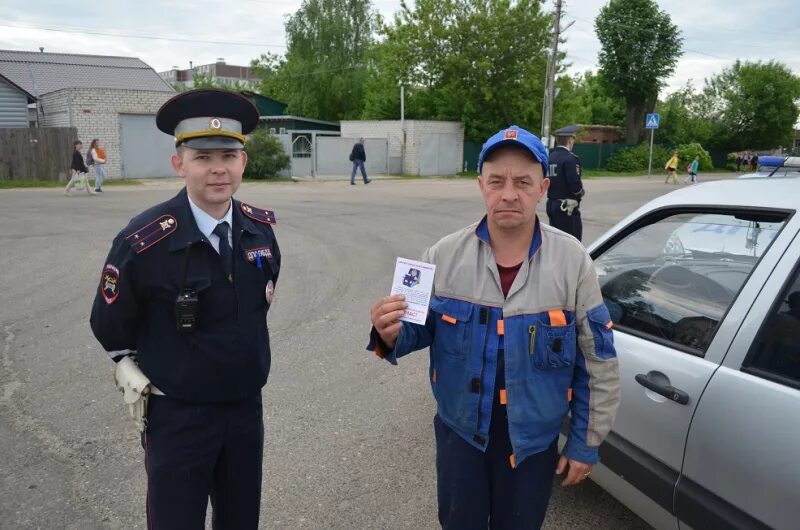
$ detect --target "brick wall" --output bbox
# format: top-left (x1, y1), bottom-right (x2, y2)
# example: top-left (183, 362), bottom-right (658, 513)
top-left (40, 88), bottom-right (174, 178)
top-left (340, 120), bottom-right (463, 175)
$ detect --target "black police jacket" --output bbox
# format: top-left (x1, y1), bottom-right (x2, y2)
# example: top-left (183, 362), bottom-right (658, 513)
top-left (90, 188), bottom-right (281, 403)
top-left (547, 146), bottom-right (585, 201)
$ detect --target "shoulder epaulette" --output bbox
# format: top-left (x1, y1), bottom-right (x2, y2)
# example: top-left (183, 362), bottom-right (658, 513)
top-left (240, 202), bottom-right (276, 225)
top-left (125, 214), bottom-right (178, 254)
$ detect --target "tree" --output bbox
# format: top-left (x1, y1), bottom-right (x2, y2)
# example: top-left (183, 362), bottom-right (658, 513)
top-left (595, 0), bottom-right (682, 144)
top-left (364, 0), bottom-right (551, 141)
top-left (251, 0), bottom-right (380, 121)
top-left (177, 72), bottom-right (253, 92)
top-left (654, 82), bottom-right (715, 147)
top-left (553, 71), bottom-right (625, 130)
top-left (703, 60), bottom-right (800, 151)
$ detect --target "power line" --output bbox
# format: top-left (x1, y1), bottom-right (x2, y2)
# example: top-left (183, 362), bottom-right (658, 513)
top-left (0, 21), bottom-right (286, 48)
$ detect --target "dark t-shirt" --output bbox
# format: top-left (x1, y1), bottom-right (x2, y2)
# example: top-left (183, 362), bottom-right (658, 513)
top-left (71, 150), bottom-right (88, 173)
top-left (497, 262), bottom-right (522, 298)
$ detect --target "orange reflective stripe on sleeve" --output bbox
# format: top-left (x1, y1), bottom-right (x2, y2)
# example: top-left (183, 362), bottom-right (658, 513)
top-left (497, 319), bottom-right (505, 336)
top-left (499, 389), bottom-right (507, 405)
top-left (567, 388), bottom-right (573, 401)
top-left (442, 314), bottom-right (457, 324)
top-left (548, 310), bottom-right (567, 327)
top-left (509, 454), bottom-right (516, 469)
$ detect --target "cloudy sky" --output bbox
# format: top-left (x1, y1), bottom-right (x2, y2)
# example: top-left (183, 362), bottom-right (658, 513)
top-left (2, 0), bottom-right (798, 95)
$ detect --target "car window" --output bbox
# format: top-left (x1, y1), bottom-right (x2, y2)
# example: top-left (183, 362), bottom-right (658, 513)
top-left (745, 264), bottom-right (800, 386)
top-left (594, 211), bottom-right (787, 355)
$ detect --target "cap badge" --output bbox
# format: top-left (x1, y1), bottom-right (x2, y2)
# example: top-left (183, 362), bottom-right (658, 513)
top-left (209, 118), bottom-right (222, 130)
top-left (504, 129), bottom-right (518, 140)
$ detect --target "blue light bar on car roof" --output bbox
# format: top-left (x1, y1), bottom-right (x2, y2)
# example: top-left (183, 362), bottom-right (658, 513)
top-left (758, 156), bottom-right (800, 168)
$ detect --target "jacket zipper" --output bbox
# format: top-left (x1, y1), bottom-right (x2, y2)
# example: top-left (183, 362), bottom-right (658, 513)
top-left (476, 308), bottom-right (491, 439)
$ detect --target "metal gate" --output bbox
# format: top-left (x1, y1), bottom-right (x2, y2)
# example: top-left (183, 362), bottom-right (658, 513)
top-left (119, 114), bottom-right (175, 178)
top-left (419, 133), bottom-right (460, 176)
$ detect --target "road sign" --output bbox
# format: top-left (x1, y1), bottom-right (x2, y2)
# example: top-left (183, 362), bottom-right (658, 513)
top-left (645, 113), bottom-right (660, 129)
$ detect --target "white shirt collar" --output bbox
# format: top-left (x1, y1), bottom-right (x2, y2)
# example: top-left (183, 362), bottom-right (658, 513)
top-left (187, 195), bottom-right (233, 239)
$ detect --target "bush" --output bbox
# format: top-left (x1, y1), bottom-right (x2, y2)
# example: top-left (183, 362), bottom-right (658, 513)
top-left (604, 142), bottom-right (713, 173)
top-left (675, 143), bottom-right (713, 171)
top-left (605, 143), bottom-right (671, 172)
top-left (243, 128), bottom-right (290, 179)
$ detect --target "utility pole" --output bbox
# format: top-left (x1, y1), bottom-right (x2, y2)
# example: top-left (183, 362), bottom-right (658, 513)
top-left (541, 0), bottom-right (563, 149)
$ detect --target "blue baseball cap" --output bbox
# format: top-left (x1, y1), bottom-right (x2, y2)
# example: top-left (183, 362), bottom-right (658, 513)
top-left (478, 125), bottom-right (548, 176)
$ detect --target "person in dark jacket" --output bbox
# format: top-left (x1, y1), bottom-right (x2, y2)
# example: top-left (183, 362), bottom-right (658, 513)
top-left (546, 126), bottom-right (585, 241)
top-left (90, 89), bottom-right (280, 529)
top-left (350, 137), bottom-right (371, 185)
top-left (64, 140), bottom-right (93, 195)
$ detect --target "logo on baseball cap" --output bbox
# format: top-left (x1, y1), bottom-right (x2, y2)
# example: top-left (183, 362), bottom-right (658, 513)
top-left (478, 125), bottom-right (548, 175)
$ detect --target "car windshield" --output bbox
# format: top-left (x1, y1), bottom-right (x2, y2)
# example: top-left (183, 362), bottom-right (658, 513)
top-left (595, 211), bottom-right (788, 353)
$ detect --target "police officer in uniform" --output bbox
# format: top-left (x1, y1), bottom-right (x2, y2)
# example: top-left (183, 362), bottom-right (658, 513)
top-left (90, 89), bottom-right (280, 529)
top-left (546, 125), bottom-right (585, 241)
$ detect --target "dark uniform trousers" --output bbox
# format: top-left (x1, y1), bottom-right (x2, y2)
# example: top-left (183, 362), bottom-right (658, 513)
top-left (546, 199), bottom-right (583, 242)
top-left (434, 349), bottom-right (559, 530)
top-left (143, 392), bottom-right (264, 530)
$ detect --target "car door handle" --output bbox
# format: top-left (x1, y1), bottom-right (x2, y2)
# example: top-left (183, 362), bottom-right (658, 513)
top-left (635, 374), bottom-right (690, 405)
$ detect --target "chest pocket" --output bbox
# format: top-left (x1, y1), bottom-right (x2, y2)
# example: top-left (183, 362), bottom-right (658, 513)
top-left (532, 312), bottom-right (577, 370)
top-left (430, 296), bottom-right (473, 360)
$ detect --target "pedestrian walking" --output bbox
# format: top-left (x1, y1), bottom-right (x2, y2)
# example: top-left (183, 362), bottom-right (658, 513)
top-left (546, 125), bottom-right (586, 241)
top-left (735, 153), bottom-right (742, 173)
top-left (88, 139), bottom-right (107, 192)
top-left (349, 137), bottom-right (371, 185)
top-left (368, 125), bottom-right (620, 530)
top-left (664, 150), bottom-right (680, 184)
top-left (90, 89), bottom-right (280, 529)
top-left (684, 155), bottom-right (700, 184)
top-left (64, 140), bottom-right (93, 195)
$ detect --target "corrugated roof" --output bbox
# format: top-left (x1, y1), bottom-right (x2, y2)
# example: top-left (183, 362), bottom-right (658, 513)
top-left (0, 49), bottom-right (174, 96)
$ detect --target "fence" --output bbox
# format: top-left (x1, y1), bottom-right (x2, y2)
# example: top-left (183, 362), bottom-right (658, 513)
top-left (0, 127), bottom-right (77, 180)
top-left (573, 143), bottom-right (634, 170)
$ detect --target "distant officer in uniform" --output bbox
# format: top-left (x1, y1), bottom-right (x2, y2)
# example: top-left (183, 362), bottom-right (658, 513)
top-left (546, 125), bottom-right (585, 241)
top-left (90, 89), bottom-right (280, 529)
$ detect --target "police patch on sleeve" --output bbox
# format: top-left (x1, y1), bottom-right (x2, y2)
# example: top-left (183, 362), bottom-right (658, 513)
top-left (101, 264), bottom-right (120, 305)
top-left (266, 280), bottom-right (275, 304)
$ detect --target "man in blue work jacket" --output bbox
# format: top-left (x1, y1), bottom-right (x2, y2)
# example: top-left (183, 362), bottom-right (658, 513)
top-left (368, 126), bottom-right (620, 529)
top-left (90, 89), bottom-right (280, 529)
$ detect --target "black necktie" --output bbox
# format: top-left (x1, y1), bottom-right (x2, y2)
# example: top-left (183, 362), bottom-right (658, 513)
top-left (213, 221), bottom-right (233, 280)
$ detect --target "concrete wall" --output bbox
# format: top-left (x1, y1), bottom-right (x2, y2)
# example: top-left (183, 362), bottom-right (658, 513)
top-left (40, 88), bottom-right (174, 178)
top-left (339, 120), bottom-right (464, 176)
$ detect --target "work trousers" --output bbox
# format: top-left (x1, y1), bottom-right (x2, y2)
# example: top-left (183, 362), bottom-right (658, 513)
top-left (435, 349), bottom-right (559, 530)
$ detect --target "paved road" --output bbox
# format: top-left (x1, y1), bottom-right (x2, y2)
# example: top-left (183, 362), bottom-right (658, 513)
top-left (0, 177), bottom-right (717, 529)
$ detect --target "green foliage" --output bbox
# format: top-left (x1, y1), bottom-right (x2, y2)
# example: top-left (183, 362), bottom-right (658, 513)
top-left (595, 0), bottom-right (682, 143)
top-left (654, 83), bottom-right (715, 147)
top-left (251, 0), bottom-right (380, 121)
top-left (703, 60), bottom-right (800, 151)
top-left (675, 143), bottom-right (713, 171)
top-left (605, 143), bottom-right (671, 172)
top-left (553, 71), bottom-right (625, 128)
top-left (364, 0), bottom-right (551, 141)
top-left (605, 142), bottom-right (712, 172)
top-left (243, 129), bottom-right (290, 179)
top-left (175, 72), bottom-right (252, 93)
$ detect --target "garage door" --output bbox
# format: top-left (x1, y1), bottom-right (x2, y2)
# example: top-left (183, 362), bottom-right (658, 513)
top-left (119, 114), bottom-right (176, 178)
top-left (419, 133), bottom-right (460, 176)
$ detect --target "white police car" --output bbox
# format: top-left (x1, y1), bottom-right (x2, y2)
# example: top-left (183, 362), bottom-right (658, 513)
top-left (571, 178), bottom-right (800, 530)
top-left (738, 155), bottom-right (800, 179)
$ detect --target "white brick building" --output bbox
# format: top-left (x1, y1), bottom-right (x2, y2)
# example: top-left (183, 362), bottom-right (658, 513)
top-left (0, 50), bottom-right (175, 179)
top-left (340, 120), bottom-right (464, 176)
